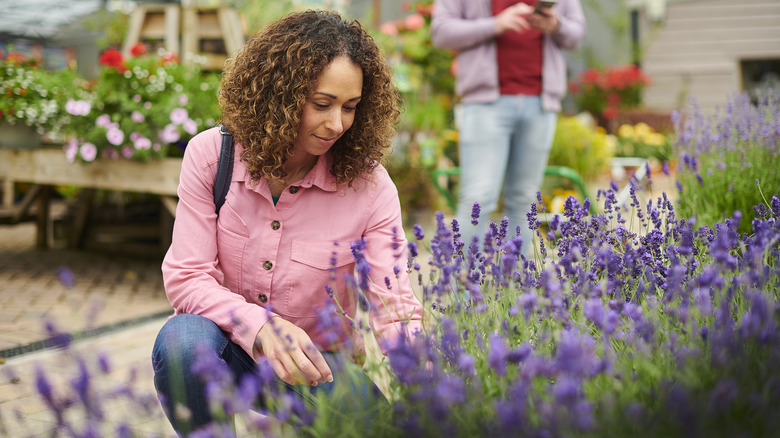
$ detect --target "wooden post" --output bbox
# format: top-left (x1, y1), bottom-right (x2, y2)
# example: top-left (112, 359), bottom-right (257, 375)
top-left (123, 3), bottom-right (244, 70)
top-left (373, 0), bottom-right (382, 28)
top-left (123, 4), bottom-right (181, 57)
top-left (35, 185), bottom-right (51, 249)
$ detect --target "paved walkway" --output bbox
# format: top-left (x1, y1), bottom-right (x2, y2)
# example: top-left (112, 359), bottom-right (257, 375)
top-left (0, 223), bottom-right (176, 436)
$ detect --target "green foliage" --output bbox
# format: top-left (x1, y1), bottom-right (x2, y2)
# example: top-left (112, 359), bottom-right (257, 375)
top-left (614, 121), bottom-right (673, 162)
top-left (548, 115), bottom-right (612, 182)
top-left (675, 92), bottom-right (780, 235)
top-left (0, 49), bottom-right (84, 134)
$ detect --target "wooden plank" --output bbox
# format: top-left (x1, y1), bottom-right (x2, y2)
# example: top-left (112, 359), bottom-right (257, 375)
top-left (196, 11), bottom-right (223, 38)
top-left (122, 7), bottom-right (146, 57)
top-left (665, 1), bottom-right (780, 21)
top-left (164, 5), bottom-right (181, 55)
top-left (181, 7), bottom-right (199, 64)
top-left (648, 26), bottom-right (780, 44)
top-left (0, 149), bottom-right (182, 196)
top-left (140, 11), bottom-right (168, 39)
top-left (217, 8), bottom-right (245, 56)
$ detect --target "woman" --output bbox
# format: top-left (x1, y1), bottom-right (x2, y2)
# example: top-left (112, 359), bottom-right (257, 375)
top-left (152, 10), bottom-right (424, 435)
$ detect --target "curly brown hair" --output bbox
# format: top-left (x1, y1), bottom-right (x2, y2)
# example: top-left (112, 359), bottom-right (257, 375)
top-left (218, 10), bottom-right (400, 186)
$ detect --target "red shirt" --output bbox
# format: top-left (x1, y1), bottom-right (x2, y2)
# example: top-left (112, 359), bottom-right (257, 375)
top-left (492, 0), bottom-right (543, 95)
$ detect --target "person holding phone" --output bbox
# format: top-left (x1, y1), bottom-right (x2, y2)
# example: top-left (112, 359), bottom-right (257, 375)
top-left (431, 0), bottom-right (585, 256)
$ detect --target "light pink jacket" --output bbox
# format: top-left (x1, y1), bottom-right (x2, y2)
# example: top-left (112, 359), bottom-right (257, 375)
top-left (162, 127), bottom-right (424, 359)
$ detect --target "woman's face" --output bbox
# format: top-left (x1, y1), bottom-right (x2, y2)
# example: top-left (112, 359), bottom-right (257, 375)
top-left (292, 56), bottom-right (363, 159)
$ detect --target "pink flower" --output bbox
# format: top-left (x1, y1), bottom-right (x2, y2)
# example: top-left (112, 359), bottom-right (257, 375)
top-left (121, 146), bottom-right (134, 159)
top-left (170, 108), bottom-right (189, 125)
top-left (79, 143), bottom-right (97, 162)
top-left (65, 99), bottom-right (91, 116)
top-left (106, 127), bottom-right (125, 146)
top-left (159, 124), bottom-right (180, 143)
top-left (96, 114), bottom-right (112, 128)
top-left (380, 21), bottom-right (398, 36)
top-left (178, 94), bottom-right (188, 106)
top-left (131, 111), bottom-right (145, 123)
top-left (404, 13), bottom-right (425, 31)
top-left (133, 94), bottom-right (142, 103)
top-left (183, 119), bottom-right (198, 135)
top-left (63, 139), bottom-right (78, 162)
top-left (133, 136), bottom-right (152, 150)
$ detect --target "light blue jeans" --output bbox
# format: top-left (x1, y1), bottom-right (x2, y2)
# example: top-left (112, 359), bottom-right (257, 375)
top-left (455, 95), bottom-right (557, 255)
top-left (152, 314), bottom-right (384, 436)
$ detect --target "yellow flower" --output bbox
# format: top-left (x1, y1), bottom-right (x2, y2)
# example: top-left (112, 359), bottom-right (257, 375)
top-left (646, 132), bottom-right (667, 147)
top-left (617, 124), bottom-right (634, 139)
top-left (634, 122), bottom-right (652, 140)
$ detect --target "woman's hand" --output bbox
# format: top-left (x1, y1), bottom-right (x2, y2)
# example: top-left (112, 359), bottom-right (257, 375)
top-left (526, 7), bottom-right (560, 34)
top-left (494, 3), bottom-right (534, 34)
top-left (255, 317), bottom-right (333, 386)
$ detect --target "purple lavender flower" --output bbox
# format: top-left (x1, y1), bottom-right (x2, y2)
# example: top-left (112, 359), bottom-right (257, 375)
top-left (471, 202), bottom-right (481, 226)
top-left (350, 239), bottom-right (371, 291)
top-left (413, 224), bottom-right (425, 240)
top-left (488, 333), bottom-right (508, 376)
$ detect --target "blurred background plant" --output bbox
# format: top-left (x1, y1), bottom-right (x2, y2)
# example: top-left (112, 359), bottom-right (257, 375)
top-left (548, 115), bottom-right (612, 183)
top-left (613, 121), bottom-right (672, 162)
top-left (0, 48), bottom-right (83, 137)
top-left (569, 64), bottom-right (652, 129)
top-left (674, 91), bottom-right (779, 235)
top-left (58, 43), bottom-right (221, 163)
top-left (372, 0), bottom-right (456, 218)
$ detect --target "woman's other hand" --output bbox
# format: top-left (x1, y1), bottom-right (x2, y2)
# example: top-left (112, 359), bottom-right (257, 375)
top-left (494, 2), bottom-right (534, 34)
top-left (255, 317), bottom-right (334, 386)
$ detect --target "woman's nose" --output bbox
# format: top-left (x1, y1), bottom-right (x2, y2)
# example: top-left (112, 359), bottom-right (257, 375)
top-left (324, 110), bottom-right (344, 134)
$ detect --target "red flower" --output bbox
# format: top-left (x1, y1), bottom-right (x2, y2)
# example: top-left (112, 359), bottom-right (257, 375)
top-left (99, 48), bottom-right (127, 73)
top-left (160, 52), bottom-right (179, 65)
top-left (4, 51), bottom-right (28, 65)
top-left (130, 42), bottom-right (147, 57)
top-left (602, 106), bottom-right (619, 120)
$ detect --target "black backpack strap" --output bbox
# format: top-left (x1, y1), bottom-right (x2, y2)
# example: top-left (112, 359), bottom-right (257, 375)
top-left (213, 125), bottom-right (234, 215)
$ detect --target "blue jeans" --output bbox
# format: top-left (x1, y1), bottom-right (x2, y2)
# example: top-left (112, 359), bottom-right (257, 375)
top-left (455, 95), bottom-right (557, 255)
top-left (152, 314), bottom-right (384, 436)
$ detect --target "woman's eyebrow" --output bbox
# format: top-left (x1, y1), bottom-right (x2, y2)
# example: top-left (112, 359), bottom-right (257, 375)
top-left (313, 91), bottom-right (362, 101)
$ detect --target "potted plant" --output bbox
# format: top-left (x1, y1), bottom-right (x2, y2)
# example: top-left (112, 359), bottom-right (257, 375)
top-left (0, 49), bottom-right (81, 148)
top-left (59, 43), bottom-right (221, 163)
top-left (568, 64), bottom-right (652, 132)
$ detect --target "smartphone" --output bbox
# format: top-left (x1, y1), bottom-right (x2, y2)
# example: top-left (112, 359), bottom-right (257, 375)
top-left (534, 0), bottom-right (557, 16)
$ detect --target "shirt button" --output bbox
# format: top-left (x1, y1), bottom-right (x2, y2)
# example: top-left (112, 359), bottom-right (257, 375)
top-left (271, 220), bottom-right (281, 230)
top-left (289, 186), bottom-right (299, 194)
top-left (258, 294), bottom-right (268, 303)
top-left (263, 260), bottom-right (273, 270)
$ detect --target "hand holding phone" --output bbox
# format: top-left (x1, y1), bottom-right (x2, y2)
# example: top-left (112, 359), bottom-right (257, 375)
top-left (534, 0), bottom-right (557, 17)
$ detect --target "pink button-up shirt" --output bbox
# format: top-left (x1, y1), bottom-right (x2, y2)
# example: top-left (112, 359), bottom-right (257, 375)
top-left (162, 127), bottom-right (424, 359)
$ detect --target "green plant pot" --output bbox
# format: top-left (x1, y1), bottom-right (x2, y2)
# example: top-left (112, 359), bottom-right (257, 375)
top-left (0, 120), bottom-right (42, 149)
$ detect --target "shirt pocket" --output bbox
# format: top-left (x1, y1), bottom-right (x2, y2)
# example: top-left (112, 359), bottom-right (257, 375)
top-left (215, 203), bottom-right (249, 292)
top-left (285, 241), bottom-right (354, 317)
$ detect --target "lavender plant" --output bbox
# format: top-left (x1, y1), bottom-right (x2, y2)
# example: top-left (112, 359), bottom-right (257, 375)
top-left (6, 177), bottom-right (780, 437)
top-left (674, 91), bottom-right (779, 235)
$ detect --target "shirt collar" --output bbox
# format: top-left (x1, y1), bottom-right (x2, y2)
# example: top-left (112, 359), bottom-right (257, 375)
top-left (233, 145), bottom-right (339, 192)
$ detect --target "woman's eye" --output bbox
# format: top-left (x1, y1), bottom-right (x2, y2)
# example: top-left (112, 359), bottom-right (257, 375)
top-left (313, 103), bottom-right (329, 109)
top-left (343, 106), bottom-right (357, 112)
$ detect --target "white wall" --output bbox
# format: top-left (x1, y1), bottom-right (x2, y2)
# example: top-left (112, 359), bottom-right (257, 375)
top-left (639, 0), bottom-right (780, 113)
